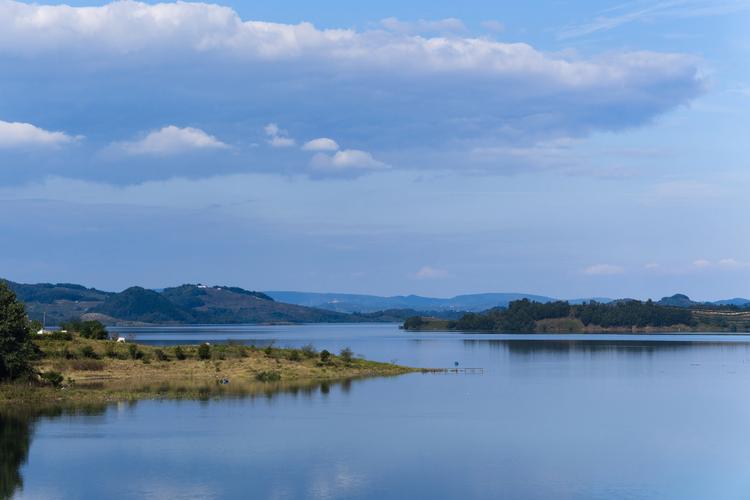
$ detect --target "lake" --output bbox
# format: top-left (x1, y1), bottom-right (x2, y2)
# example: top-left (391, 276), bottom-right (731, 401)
top-left (6, 324), bottom-right (750, 499)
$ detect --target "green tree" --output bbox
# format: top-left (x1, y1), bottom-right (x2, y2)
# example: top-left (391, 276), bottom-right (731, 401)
top-left (0, 282), bottom-right (37, 380)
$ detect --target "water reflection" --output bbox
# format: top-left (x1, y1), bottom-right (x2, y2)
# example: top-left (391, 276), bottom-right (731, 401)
top-left (0, 377), bottom-right (365, 499)
top-left (466, 338), bottom-right (750, 356)
top-left (1, 406), bottom-right (108, 500)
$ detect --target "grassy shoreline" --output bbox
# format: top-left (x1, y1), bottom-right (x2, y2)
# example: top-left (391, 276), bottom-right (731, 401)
top-left (0, 335), bottom-right (418, 408)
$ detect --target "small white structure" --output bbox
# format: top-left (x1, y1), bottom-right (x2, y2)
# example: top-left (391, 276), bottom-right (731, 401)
top-left (36, 328), bottom-right (51, 335)
top-left (116, 337), bottom-right (127, 343)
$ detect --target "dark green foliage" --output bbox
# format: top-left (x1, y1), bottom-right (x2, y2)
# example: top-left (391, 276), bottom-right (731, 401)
top-left (340, 347), bottom-right (354, 363)
top-left (575, 300), bottom-right (693, 328)
top-left (174, 346), bottom-right (186, 360)
top-left (319, 349), bottom-right (331, 363)
top-left (5, 280), bottom-right (110, 305)
top-left (153, 349), bottom-right (168, 361)
top-left (0, 413), bottom-right (33, 499)
top-left (104, 342), bottom-right (118, 359)
top-left (49, 330), bottom-right (72, 341)
top-left (255, 370), bottom-right (281, 382)
top-left (79, 345), bottom-right (99, 359)
top-left (288, 350), bottom-right (302, 361)
top-left (93, 286), bottom-right (192, 323)
top-left (437, 298), bottom-right (695, 333)
top-left (403, 316), bottom-right (425, 330)
top-left (127, 343), bottom-right (143, 360)
top-left (40, 370), bottom-right (64, 387)
top-left (59, 319), bottom-right (108, 340)
top-left (0, 282), bottom-right (38, 380)
top-left (197, 343), bottom-right (211, 360)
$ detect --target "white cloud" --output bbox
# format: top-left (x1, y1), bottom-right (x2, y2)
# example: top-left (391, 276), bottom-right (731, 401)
top-left (302, 138), bottom-right (340, 152)
top-left (693, 259), bottom-right (712, 268)
top-left (0, 1), bottom-right (701, 92)
top-left (0, 119), bottom-right (79, 148)
top-left (644, 262), bottom-right (660, 270)
top-left (583, 264), bottom-right (624, 275)
top-left (264, 123), bottom-right (295, 148)
top-left (310, 149), bottom-right (389, 176)
top-left (412, 266), bottom-right (449, 280)
top-left (380, 17), bottom-right (466, 35)
top-left (119, 125), bottom-right (228, 155)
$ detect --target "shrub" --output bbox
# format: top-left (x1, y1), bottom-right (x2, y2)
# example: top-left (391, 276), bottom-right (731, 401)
top-left (263, 344), bottom-right (274, 357)
top-left (153, 349), bottom-right (168, 361)
top-left (128, 343), bottom-right (143, 360)
top-left (288, 350), bottom-right (302, 362)
top-left (104, 342), bottom-right (118, 359)
top-left (301, 344), bottom-right (317, 358)
top-left (79, 345), bottom-right (99, 359)
top-left (60, 319), bottom-right (109, 340)
top-left (40, 371), bottom-right (64, 388)
top-left (174, 346), bottom-right (187, 360)
top-left (62, 347), bottom-right (77, 360)
top-left (255, 370), bottom-right (281, 382)
top-left (197, 343), bottom-right (211, 360)
top-left (340, 347), bottom-right (354, 364)
top-left (319, 349), bottom-right (331, 363)
top-left (49, 330), bottom-right (72, 341)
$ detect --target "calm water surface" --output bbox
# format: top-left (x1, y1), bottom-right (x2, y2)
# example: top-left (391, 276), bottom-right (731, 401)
top-left (7, 324), bottom-right (750, 499)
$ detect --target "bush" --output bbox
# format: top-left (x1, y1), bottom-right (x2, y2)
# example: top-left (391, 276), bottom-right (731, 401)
top-left (128, 343), bottom-right (143, 360)
top-left (197, 343), bottom-right (211, 360)
top-left (174, 346), bottom-right (187, 360)
top-left (288, 350), bottom-right (302, 362)
top-left (319, 349), bottom-right (331, 363)
top-left (104, 342), bottom-right (118, 359)
top-left (301, 344), bottom-right (317, 358)
top-left (62, 347), bottom-right (77, 360)
top-left (255, 370), bottom-right (281, 382)
top-left (40, 371), bottom-right (64, 388)
top-left (59, 319), bottom-right (109, 340)
top-left (79, 345), bottom-right (99, 359)
top-left (340, 347), bottom-right (354, 364)
top-left (154, 349), bottom-right (168, 361)
top-left (49, 330), bottom-right (73, 341)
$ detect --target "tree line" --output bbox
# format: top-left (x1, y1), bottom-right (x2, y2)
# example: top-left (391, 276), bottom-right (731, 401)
top-left (406, 298), bottom-right (695, 333)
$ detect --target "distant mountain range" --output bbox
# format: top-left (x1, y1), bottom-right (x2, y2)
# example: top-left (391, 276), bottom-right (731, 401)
top-left (5, 279), bottom-right (749, 325)
top-left (266, 291), bottom-right (750, 313)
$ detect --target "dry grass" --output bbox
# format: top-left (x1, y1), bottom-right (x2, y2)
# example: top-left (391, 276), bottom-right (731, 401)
top-left (1, 335), bottom-right (417, 407)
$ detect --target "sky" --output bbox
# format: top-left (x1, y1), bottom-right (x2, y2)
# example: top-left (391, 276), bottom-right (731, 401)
top-left (0, 0), bottom-right (749, 300)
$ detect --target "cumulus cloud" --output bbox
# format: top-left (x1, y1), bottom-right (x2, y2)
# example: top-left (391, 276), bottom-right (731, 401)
top-left (302, 138), bottom-right (340, 152)
top-left (264, 123), bottom-right (295, 148)
top-left (412, 266), bottom-right (449, 280)
top-left (310, 149), bottom-right (389, 176)
top-left (380, 17), bottom-right (466, 35)
top-left (0, 1), bottom-right (707, 179)
top-left (0, 119), bottom-right (79, 148)
top-left (119, 126), bottom-right (228, 155)
top-left (583, 264), bottom-right (624, 276)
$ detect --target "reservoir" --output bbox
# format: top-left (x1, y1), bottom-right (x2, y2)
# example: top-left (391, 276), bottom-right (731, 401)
top-left (7, 324), bottom-right (750, 499)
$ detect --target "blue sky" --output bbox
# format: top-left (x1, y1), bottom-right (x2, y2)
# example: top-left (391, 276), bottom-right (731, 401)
top-left (1, 0), bottom-right (749, 300)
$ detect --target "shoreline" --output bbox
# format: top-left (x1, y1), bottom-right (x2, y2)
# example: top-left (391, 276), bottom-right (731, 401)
top-left (0, 335), bottom-right (419, 408)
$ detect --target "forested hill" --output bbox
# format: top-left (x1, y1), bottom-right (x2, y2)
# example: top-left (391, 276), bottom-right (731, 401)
top-left (404, 298), bottom-right (750, 333)
top-left (3, 281), bottom-right (391, 325)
